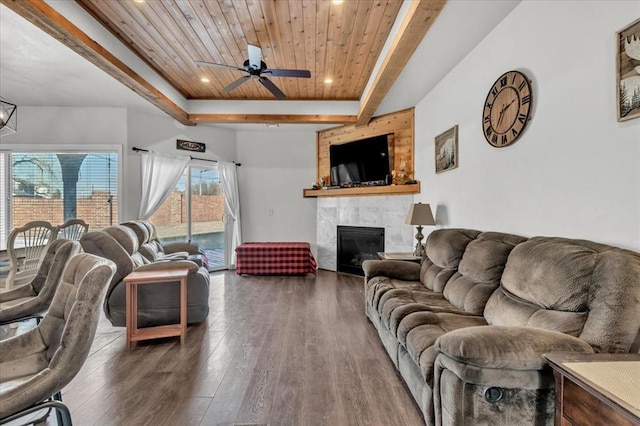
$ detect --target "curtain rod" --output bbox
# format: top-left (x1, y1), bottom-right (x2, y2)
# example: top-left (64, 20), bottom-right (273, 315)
top-left (131, 147), bottom-right (241, 166)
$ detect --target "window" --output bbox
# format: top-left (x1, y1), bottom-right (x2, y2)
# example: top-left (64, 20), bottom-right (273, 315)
top-left (1, 148), bottom-right (120, 250)
top-left (150, 164), bottom-right (226, 271)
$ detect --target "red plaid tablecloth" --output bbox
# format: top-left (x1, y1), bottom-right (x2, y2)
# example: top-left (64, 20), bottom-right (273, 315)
top-left (235, 242), bottom-right (317, 275)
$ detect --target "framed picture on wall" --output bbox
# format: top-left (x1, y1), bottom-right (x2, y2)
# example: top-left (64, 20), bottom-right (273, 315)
top-left (435, 125), bottom-right (458, 174)
top-left (617, 18), bottom-right (640, 122)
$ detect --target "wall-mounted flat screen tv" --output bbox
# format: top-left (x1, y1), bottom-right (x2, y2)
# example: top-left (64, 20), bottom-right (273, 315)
top-left (330, 134), bottom-right (393, 186)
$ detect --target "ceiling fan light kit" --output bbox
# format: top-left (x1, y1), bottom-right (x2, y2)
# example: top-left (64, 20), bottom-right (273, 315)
top-left (195, 44), bottom-right (311, 99)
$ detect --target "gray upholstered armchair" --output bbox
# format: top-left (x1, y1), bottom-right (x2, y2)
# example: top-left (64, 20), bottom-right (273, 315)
top-left (0, 240), bottom-right (81, 326)
top-left (0, 253), bottom-right (116, 426)
top-left (80, 225), bottom-right (210, 328)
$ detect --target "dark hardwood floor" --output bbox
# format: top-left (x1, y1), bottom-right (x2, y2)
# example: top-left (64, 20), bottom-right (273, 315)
top-left (13, 270), bottom-right (424, 426)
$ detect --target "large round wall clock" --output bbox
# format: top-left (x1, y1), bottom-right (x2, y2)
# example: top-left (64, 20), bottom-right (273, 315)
top-left (482, 70), bottom-right (532, 147)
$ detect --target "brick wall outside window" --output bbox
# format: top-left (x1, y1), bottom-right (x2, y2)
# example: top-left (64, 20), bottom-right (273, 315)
top-left (12, 191), bottom-right (224, 230)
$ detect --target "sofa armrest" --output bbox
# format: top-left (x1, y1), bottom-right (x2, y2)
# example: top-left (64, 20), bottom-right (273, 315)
top-left (0, 283), bottom-right (36, 302)
top-left (134, 260), bottom-right (199, 274)
top-left (435, 325), bottom-right (594, 370)
top-left (361, 259), bottom-right (421, 281)
top-left (0, 328), bottom-right (48, 380)
top-left (157, 252), bottom-right (189, 260)
top-left (162, 242), bottom-right (200, 255)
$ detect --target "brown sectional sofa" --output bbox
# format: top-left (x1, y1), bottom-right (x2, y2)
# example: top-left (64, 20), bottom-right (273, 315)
top-left (80, 224), bottom-right (210, 328)
top-left (362, 228), bottom-right (640, 426)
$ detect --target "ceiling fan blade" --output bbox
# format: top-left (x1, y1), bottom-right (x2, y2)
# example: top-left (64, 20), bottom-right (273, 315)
top-left (264, 69), bottom-right (311, 78)
top-left (222, 75), bottom-right (251, 93)
top-left (258, 77), bottom-right (286, 99)
top-left (195, 60), bottom-right (244, 72)
top-left (248, 44), bottom-right (262, 70)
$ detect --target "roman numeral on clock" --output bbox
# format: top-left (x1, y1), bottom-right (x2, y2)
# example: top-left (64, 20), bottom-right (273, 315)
top-left (502, 135), bottom-right (508, 145)
top-left (518, 113), bottom-right (527, 123)
top-left (500, 76), bottom-right (507, 87)
top-left (521, 95), bottom-right (531, 104)
top-left (518, 80), bottom-right (527, 92)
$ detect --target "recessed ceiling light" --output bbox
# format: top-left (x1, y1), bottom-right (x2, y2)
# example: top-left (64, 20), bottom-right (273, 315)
top-left (324, 78), bottom-right (333, 84)
top-left (200, 77), bottom-right (210, 83)
top-left (134, 0), bottom-right (144, 3)
top-left (332, 0), bottom-right (343, 4)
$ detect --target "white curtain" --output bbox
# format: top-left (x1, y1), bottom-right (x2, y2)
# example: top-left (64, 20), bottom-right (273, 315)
top-left (219, 161), bottom-right (242, 269)
top-left (138, 151), bottom-right (189, 219)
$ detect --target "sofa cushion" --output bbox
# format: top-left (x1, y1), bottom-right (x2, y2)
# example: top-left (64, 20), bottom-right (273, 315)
top-left (401, 312), bottom-right (487, 384)
top-left (420, 229), bottom-right (481, 292)
top-left (380, 290), bottom-right (478, 335)
top-left (443, 232), bottom-right (526, 315)
top-left (485, 236), bottom-right (640, 353)
top-left (425, 229), bottom-right (482, 270)
top-left (365, 276), bottom-right (425, 312)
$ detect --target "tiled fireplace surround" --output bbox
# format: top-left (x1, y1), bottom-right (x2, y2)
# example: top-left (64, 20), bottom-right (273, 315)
top-left (316, 195), bottom-right (415, 271)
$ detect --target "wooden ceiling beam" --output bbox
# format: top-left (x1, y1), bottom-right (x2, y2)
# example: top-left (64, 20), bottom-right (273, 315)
top-left (0, 0), bottom-right (193, 126)
top-left (190, 114), bottom-right (357, 124)
top-left (356, 0), bottom-right (446, 127)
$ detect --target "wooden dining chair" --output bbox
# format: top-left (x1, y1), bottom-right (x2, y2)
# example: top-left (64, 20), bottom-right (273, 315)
top-left (5, 221), bottom-right (58, 289)
top-left (56, 218), bottom-right (89, 241)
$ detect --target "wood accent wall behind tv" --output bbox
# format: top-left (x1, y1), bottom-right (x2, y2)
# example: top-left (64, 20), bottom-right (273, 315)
top-left (316, 108), bottom-right (415, 185)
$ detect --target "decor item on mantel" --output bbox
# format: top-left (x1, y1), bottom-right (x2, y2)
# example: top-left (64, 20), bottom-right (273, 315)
top-left (0, 97), bottom-right (17, 136)
top-left (435, 125), bottom-right (458, 173)
top-left (406, 202), bottom-right (435, 257)
top-left (617, 18), bottom-right (640, 122)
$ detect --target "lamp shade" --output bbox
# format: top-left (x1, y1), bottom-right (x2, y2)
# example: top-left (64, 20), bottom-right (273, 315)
top-left (406, 202), bottom-right (435, 226)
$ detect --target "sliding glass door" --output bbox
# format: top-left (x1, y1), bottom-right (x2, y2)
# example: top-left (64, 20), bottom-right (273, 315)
top-left (150, 164), bottom-right (226, 271)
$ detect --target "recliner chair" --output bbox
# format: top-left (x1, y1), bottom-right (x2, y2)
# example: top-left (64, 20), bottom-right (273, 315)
top-left (121, 219), bottom-right (209, 269)
top-left (80, 225), bottom-right (210, 327)
top-left (0, 239), bottom-right (81, 326)
top-left (0, 253), bottom-right (116, 426)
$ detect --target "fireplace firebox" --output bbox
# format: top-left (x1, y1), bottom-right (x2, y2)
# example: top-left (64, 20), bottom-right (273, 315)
top-left (336, 226), bottom-right (385, 276)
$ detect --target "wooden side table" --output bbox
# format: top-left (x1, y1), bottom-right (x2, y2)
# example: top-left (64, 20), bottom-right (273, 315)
top-left (377, 252), bottom-right (422, 263)
top-left (124, 268), bottom-right (189, 351)
top-left (544, 352), bottom-right (640, 426)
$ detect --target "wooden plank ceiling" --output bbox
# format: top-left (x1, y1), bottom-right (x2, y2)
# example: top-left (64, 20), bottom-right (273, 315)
top-left (76, 0), bottom-right (404, 102)
top-left (1, 0), bottom-right (446, 124)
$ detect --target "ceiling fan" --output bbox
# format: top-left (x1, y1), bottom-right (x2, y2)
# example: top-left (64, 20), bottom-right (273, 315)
top-left (195, 45), bottom-right (311, 99)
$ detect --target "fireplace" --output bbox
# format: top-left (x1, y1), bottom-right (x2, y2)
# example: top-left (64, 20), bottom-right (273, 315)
top-left (336, 226), bottom-right (385, 276)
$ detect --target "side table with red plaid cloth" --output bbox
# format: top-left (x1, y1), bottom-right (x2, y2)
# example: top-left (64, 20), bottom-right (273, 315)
top-left (235, 242), bottom-right (317, 275)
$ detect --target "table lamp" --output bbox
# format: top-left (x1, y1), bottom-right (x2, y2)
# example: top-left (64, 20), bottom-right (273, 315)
top-left (406, 202), bottom-right (435, 257)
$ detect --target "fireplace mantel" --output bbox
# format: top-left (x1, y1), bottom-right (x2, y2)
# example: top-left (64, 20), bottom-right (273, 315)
top-left (303, 182), bottom-right (420, 198)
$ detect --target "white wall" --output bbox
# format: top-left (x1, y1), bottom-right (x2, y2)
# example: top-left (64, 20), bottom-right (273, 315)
top-left (0, 106), bottom-right (128, 220)
top-left (414, 1), bottom-right (640, 251)
top-left (0, 107), bottom-right (238, 222)
top-left (0, 106), bottom-right (127, 145)
top-left (236, 129), bottom-right (318, 254)
top-left (126, 110), bottom-right (237, 220)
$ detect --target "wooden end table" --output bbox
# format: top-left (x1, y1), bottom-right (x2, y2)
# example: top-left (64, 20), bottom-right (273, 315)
top-left (544, 352), bottom-right (640, 426)
top-left (124, 268), bottom-right (189, 351)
